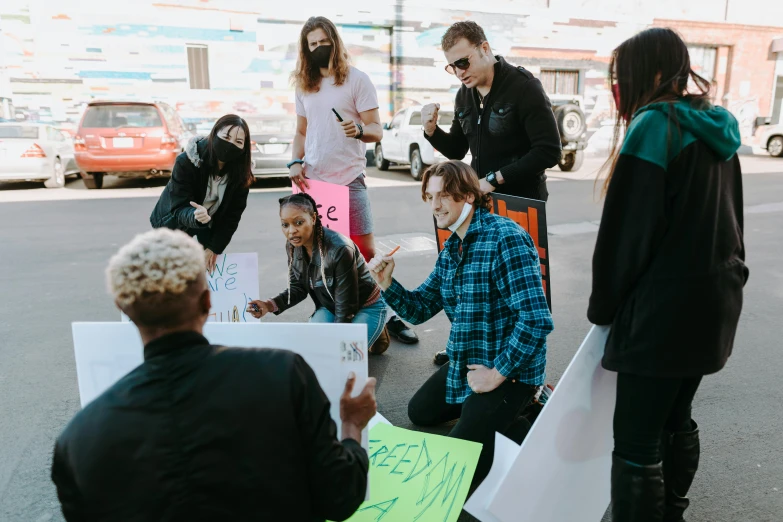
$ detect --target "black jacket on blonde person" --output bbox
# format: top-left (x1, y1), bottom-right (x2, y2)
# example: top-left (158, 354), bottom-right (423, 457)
top-left (273, 227), bottom-right (380, 322)
top-left (150, 137), bottom-right (249, 254)
top-left (588, 100), bottom-right (748, 378)
top-left (51, 332), bottom-right (368, 521)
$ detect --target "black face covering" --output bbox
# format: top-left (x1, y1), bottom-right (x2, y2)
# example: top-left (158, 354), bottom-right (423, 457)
top-left (310, 45), bottom-right (332, 69)
top-left (214, 135), bottom-right (244, 163)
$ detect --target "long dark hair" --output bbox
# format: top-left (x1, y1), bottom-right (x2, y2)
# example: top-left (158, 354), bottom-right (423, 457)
top-left (291, 16), bottom-right (351, 94)
top-left (600, 27), bottom-right (712, 196)
top-left (206, 114), bottom-right (254, 189)
top-left (278, 192), bottom-right (333, 304)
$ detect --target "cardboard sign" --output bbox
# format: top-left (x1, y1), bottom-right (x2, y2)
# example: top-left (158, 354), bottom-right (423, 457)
top-left (120, 252), bottom-right (259, 324)
top-left (71, 322), bottom-right (368, 450)
top-left (342, 423), bottom-right (482, 522)
top-left (435, 194), bottom-right (551, 309)
top-left (292, 178), bottom-right (350, 238)
top-left (482, 326), bottom-right (615, 522)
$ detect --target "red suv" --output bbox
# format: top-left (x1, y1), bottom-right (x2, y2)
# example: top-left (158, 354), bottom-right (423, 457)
top-left (74, 101), bottom-right (191, 189)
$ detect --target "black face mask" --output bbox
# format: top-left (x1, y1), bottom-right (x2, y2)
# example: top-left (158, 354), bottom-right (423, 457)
top-left (310, 45), bottom-right (332, 69)
top-left (214, 136), bottom-right (244, 163)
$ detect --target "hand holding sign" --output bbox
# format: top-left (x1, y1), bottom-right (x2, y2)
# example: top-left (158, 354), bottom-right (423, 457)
top-left (190, 201), bottom-right (211, 224)
top-left (340, 371), bottom-right (377, 442)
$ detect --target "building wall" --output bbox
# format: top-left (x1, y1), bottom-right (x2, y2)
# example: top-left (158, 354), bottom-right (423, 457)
top-left (1, 0), bottom-right (781, 143)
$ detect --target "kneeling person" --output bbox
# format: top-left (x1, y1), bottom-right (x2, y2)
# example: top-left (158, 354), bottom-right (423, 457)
top-left (52, 229), bottom-right (376, 521)
top-left (368, 161), bottom-right (554, 489)
top-left (248, 193), bottom-right (390, 354)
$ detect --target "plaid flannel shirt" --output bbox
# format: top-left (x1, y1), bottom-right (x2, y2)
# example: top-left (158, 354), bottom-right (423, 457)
top-left (383, 206), bottom-right (554, 404)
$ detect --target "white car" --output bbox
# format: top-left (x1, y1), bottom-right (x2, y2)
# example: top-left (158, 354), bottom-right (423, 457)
top-left (758, 123), bottom-right (783, 157)
top-left (0, 123), bottom-right (80, 188)
top-left (373, 106), bottom-right (470, 180)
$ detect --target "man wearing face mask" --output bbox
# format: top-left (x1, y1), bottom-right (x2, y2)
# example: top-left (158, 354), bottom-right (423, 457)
top-left (289, 15), bottom-right (419, 346)
top-left (366, 161), bottom-right (554, 492)
top-left (421, 21), bottom-right (561, 202)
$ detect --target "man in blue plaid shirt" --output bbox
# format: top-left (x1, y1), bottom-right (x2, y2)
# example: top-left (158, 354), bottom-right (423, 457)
top-left (368, 160), bottom-right (554, 490)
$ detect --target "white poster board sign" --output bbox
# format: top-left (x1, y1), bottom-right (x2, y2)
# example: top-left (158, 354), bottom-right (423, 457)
top-left (72, 322), bottom-right (368, 449)
top-left (483, 325), bottom-right (615, 522)
top-left (120, 253), bottom-right (259, 323)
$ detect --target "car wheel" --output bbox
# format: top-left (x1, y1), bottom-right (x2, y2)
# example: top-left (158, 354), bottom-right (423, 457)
top-left (558, 150), bottom-right (584, 172)
top-left (768, 136), bottom-right (783, 158)
top-left (555, 104), bottom-right (586, 141)
top-left (375, 143), bottom-right (390, 170)
top-left (83, 172), bottom-right (105, 189)
top-left (44, 158), bottom-right (66, 188)
top-left (410, 148), bottom-right (427, 181)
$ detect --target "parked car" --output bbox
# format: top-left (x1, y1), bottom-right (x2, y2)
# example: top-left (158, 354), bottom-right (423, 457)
top-left (73, 101), bottom-right (192, 189)
top-left (0, 122), bottom-right (81, 188)
top-left (246, 116), bottom-right (296, 178)
top-left (758, 123), bottom-right (783, 158)
top-left (374, 106), bottom-right (470, 180)
top-left (549, 94), bottom-right (588, 172)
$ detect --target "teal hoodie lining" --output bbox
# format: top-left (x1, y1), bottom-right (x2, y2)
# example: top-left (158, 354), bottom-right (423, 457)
top-left (620, 100), bottom-right (741, 169)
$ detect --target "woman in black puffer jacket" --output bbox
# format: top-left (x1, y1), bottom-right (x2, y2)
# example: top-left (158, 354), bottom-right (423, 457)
top-left (151, 114), bottom-right (253, 272)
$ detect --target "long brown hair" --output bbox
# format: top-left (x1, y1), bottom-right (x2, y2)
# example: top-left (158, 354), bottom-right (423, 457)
top-left (291, 17), bottom-right (351, 94)
top-left (278, 193), bottom-right (333, 304)
top-left (206, 114), bottom-right (254, 189)
top-left (599, 27), bottom-right (712, 196)
top-left (420, 161), bottom-right (492, 210)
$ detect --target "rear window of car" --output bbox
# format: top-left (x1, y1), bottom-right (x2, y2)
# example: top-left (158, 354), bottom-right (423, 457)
top-left (0, 126), bottom-right (40, 139)
top-left (248, 119), bottom-right (296, 134)
top-left (82, 105), bottom-right (163, 128)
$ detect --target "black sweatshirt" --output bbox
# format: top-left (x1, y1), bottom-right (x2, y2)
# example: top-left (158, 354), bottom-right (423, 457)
top-left (425, 56), bottom-right (562, 199)
top-left (52, 332), bottom-right (368, 521)
top-left (588, 100), bottom-right (748, 377)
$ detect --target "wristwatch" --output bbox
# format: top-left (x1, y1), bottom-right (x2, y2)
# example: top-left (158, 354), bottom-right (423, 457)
top-left (354, 122), bottom-right (364, 140)
top-left (286, 159), bottom-right (304, 169)
top-left (485, 171), bottom-right (500, 188)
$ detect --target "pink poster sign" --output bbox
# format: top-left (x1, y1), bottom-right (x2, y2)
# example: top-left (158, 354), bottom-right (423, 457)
top-left (292, 179), bottom-right (351, 238)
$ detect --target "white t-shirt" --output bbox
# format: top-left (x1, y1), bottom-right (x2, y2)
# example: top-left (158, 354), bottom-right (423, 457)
top-left (295, 66), bottom-right (379, 186)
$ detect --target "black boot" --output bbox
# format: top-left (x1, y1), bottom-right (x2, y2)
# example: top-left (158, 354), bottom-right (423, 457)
top-left (611, 454), bottom-right (665, 522)
top-left (662, 421), bottom-right (700, 522)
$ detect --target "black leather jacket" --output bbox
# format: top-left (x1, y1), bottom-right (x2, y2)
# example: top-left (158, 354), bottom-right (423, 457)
top-left (272, 228), bottom-right (379, 322)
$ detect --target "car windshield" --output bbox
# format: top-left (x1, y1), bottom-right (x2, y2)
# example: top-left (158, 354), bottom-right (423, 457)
top-left (0, 126), bottom-right (39, 139)
top-left (247, 119), bottom-right (296, 134)
top-left (82, 105), bottom-right (163, 128)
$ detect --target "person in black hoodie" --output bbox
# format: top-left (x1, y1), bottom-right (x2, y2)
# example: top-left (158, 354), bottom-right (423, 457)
top-left (150, 114), bottom-right (253, 272)
top-left (421, 21), bottom-right (561, 202)
top-left (588, 28), bottom-right (748, 522)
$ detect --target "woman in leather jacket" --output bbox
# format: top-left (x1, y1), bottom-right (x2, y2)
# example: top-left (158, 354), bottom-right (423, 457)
top-left (247, 192), bottom-right (390, 354)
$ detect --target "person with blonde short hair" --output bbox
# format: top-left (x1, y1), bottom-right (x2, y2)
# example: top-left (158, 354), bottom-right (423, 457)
top-left (51, 229), bottom-right (377, 521)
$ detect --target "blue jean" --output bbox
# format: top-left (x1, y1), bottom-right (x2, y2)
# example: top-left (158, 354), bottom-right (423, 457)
top-left (309, 300), bottom-right (388, 347)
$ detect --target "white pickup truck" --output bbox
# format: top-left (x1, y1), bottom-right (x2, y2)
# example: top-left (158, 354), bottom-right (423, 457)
top-left (373, 106), bottom-right (470, 180)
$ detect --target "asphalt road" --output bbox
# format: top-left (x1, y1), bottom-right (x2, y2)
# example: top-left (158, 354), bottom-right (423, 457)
top-left (1, 157), bottom-right (782, 521)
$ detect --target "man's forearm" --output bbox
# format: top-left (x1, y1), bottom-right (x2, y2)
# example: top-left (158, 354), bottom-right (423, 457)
top-left (359, 122), bottom-right (382, 143)
top-left (341, 421), bottom-right (362, 444)
top-left (292, 133), bottom-right (305, 160)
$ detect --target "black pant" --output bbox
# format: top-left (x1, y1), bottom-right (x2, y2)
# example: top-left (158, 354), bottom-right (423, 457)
top-left (614, 373), bottom-right (702, 465)
top-left (407, 363), bottom-right (538, 489)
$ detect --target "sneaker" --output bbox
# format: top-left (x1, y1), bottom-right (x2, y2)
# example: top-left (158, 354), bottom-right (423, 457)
top-left (387, 316), bottom-right (419, 344)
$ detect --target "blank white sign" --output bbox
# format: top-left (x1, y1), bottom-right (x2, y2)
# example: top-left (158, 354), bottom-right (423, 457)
top-left (487, 325), bottom-right (615, 522)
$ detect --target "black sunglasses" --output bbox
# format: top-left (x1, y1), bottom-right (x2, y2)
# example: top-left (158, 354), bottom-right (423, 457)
top-left (445, 46), bottom-right (481, 75)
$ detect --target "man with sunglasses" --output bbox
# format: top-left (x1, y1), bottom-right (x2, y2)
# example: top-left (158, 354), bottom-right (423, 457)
top-left (423, 21), bottom-right (560, 201)
top-left (423, 21), bottom-right (561, 365)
